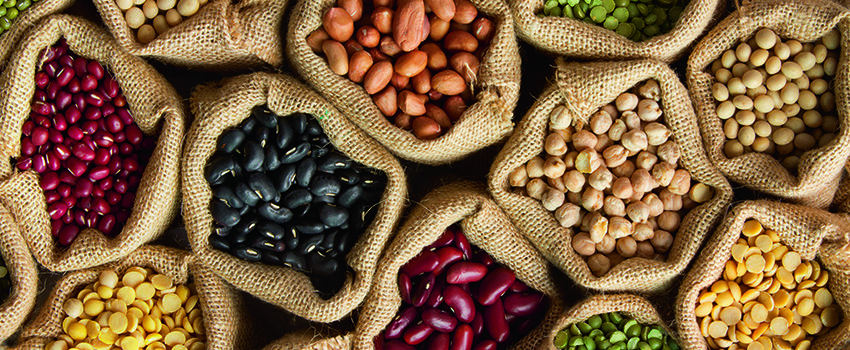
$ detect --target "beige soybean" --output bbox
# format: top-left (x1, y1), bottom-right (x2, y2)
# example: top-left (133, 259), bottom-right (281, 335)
top-left (117, 0), bottom-right (205, 45)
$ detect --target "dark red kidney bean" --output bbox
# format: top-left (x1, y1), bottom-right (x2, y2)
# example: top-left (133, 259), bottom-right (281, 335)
top-left (385, 305), bottom-right (418, 339)
top-left (433, 246), bottom-right (463, 276)
top-left (470, 310), bottom-right (484, 336)
top-left (483, 299), bottom-right (509, 343)
top-left (411, 272), bottom-right (435, 307)
top-left (403, 322), bottom-right (433, 346)
top-left (383, 340), bottom-right (415, 350)
top-left (422, 308), bottom-right (457, 333)
top-left (398, 273), bottom-right (413, 304)
top-left (474, 251), bottom-right (494, 267)
top-left (443, 285), bottom-right (475, 323)
top-left (472, 340), bottom-right (497, 350)
top-left (451, 324), bottom-right (474, 350)
top-left (509, 280), bottom-right (529, 293)
top-left (427, 332), bottom-right (451, 350)
top-left (503, 292), bottom-right (545, 317)
top-left (476, 268), bottom-right (516, 306)
top-left (446, 262), bottom-right (487, 284)
top-left (401, 250), bottom-right (439, 277)
top-left (427, 229), bottom-right (455, 251)
top-left (424, 278), bottom-right (444, 308)
top-left (454, 229), bottom-right (472, 259)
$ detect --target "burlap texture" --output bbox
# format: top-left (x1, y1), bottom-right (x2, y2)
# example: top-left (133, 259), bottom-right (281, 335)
top-left (0, 203), bottom-right (39, 343)
top-left (184, 72), bottom-right (407, 323)
top-left (0, 0), bottom-right (75, 71)
top-left (488, 58), bottom-right (732, 293)
top-left (92, 0), bottom-right (286, 71)
top-left (687, 0), bottom-right (850, 208)
top-left (676, 200), bottom-right (850, 350)
top-left (832, 162), bottom-right (850, 212)
top-left (13, 245), bottom-right (248, 350)
top-left (544, 294), bottom-right (677, 350)
top-left (286, 0), bottom-right (519, 165)
top-left (263, 331), bottom-right (351, 350)
top-left (353, 181), bottom-right (564, 350)
top-left (0, 15), bottom-right (184, 272)
top-left (511, 0), bottom-right (723, 63)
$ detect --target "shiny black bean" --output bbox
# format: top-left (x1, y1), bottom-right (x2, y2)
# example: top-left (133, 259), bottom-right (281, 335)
top-left (237, 204), bottom-right (251, 217)
top-left (230, 230), bottom-right (249, 244)
top-left (283, 226), bottom-right (299, 250)
top-left (292, 202), bottom-right (311, 218)
top-left (319, 204), bottom-right (348, 228)
top-left (310, 134), bottom-right (331, 147)
top-left (209, 235), bottom-right (231, 251)
top-left (311, 194), bottom-right (335, 205)
top-left (252, 106), bottom-right (278, 128)
top-left (296, 233), bottom-right (325, 255)
top-left (213, 225), bottom-right (230, 237)
top-left (212, 186), bottom-right (244, 209)
top-left (348, 203), bottom-right (369, 231)
top-left (309, 173), bottom-right (341, 197)
top-left (335, 231), bottom-right (359, 254)
top-left (272, 164), bottom-right (297, 193)
top-left (257, 202), bottom-right (293, 224)
top-left (275, 120), bottom-right (294, 150)
top-left (242, 141), bottom-right (265, 172)
top-left (319, 229), bottom-right (339, 252)
top-left (253, 126), bottom-right (271, 149)
top-left (318, 153), bottom-right (352, 172)
top-left (217, 129), bottom-right (246, 154)
top-left (264, 146), bottom-right (280, 171)
top-left (336, 170), bottom-right (361, 185)
top-left (281, 251), bottom-right (308, 272)
top-left (257, 221), bottom-right (285, 240)
top-left (337, 185), bottom-right (363, 208)
top-left (234, 182), bottom-right (261, 207)
top-left (296, 158), bottom-right (317, 187)
top-left (232, 215), bottom-right (259, 236)
top-left (235, 246), bottom-right (262, 262)
top-left (248, 173), bottom-right (277, 202)
top-left (239, 116), bottom-right (257, 133)
top-left (361, 172), bottom-right (386, 190)
top-left (282, 188), bottom-right (312, 209)
top-left (289, 113), bottom-right (308, 135)
top-left (305, 117), bottom-right (323, 136)
top-left (280, 142), bottom-right (310, 164)
top-left (308, 251), bottom-right (339, 276)
top-left (261, 253), bottom-right (282, 266)
top-left (310, 146), bottom-right (330, 159)
top-left (312, 268), bottom-right (346, 298)
top-left (295, 220), bottom-right (325, 235)
top-left (210, 200), bottom-right (240, 227)
top-left (361, 189), bottom-right (383, 204)
top-left (252, 237), bottom-right (286, 252)
top-left (205, 156), bottom-right (237, 185)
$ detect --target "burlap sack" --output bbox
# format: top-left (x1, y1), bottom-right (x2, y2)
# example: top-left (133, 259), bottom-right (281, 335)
top-left (0, 0), bottom-right (75, 71)
top-left (184, 72), bottom-right (407, 323)
top-left (676, 200), bottom-right (850, 350)
top-left (263, 331), bottom-right (351, 350)
top-left (488, 58), bottom-right (733, 293)
top-left (510, 0), bottom-right (723, 63)
top-left (0, 15), bottom-right (184, 272)
top-left (544, 294), bottom-right (678, 350)
top-left (286, 0), bottom-right (519, 165)
top-left (13, 245), bottom-right (248, 349)
top-left (92, 0), bottom-right (286, 70)
top-left (687, 0), bottom-right (850, 208)
top-left (353, 181), bottom-right (564, 350)
top-left (0, 204), bottom-right (38, 343)
top-left (831, 162), bottom-right (850, 212)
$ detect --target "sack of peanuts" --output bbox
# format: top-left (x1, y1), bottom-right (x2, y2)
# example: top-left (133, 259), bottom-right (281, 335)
top-left (509, 0), bottom-right (722, 62)
top-left (91, 0), bottom-right (286, 70)
top-left (0, 207), bottom-right (39, 342)
top-left (0, 0), bottom-right (75, 71)
top-left (0, 15), bottom-right (184, 272)
top-left (488, 58), bottom-right (732, 293)
top-left (287, 0), bottom-right (519, 165)
top-left (354, 181), bottom-right (563, 350)
top-left (676, 200), bottom-right (850, 350)
top-left (687, 0), bottom-right (850, 208)
top-left (262, 331), bottom-right (351, 350)
top-left (13, 245), bottom-right (249, 350)
top-left (184, 72), bottom-right (407, 322)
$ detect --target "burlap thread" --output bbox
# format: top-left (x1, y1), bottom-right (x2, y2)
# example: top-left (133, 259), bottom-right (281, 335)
top-left (0, 0), bottom-right (75, 71)
top-left (0, 203), bottom-right (38, 343)
top-left (262, 331), bottom-right (351, 350)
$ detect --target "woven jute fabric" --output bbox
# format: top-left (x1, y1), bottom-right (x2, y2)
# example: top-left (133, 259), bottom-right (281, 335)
top-left (13, 245), bottom-right (249, 350)
top-left (544, 294), bottom-right (678, 350)
top-left (0, 15), bottom-right (184, 272)
top-left (353, 181), bottom-right (564, 350)
top-left (676, 200), bottom-right (850, 350)
top-left (687, 0), bottom-right (850, 208)
top-left (488, 58), bottom-right (732, 293)
top-left (286, 0), bottom-right (518, 166)
top-left (92, 0), bottom-right (286, 71)
top-left (184, 72), bottom-right (407, 323)
top-left (511, 0), bottom-right (723, 63)
top-left (832, 162), bottom-right (850, 212)
top-left (0, 0), bottom-right (75, 71)
top-left (263, 331), bottom-right (351, 350)
top-left (0, 203), bottom-right (38, 343)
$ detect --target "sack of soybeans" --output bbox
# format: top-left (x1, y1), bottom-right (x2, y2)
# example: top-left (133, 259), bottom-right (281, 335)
top-left (687, 0), bottom-right (850, 208)
top-left (354, 181), bottom-right (563, 350)
top-left (489, 58), bottom-right (732, 293)
top-left (184, 72), bottom-right (407, 323)
top-left (92, 0), bottom-right (286, 70)
top-left (676, 200), bottom-right (850, 350)
top-left (0, 15), bottom-right (184, 272)
top-left (287, 0), bottom-right (519, 165)
top-left (0, 206), bottom-right (39, 342)
top-left (510, 0), bottom-right (723, 62)
top-left (0, 0), bottom-right (75, 70)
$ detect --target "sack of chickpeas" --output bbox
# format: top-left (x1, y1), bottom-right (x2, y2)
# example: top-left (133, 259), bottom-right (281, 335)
top-left (286, 0), bottom-right (519, 165)
top-left (488, 58), bottom-right (732, 293)
top-left (0, 0), bottom-right (75, 71)
top-left (676, 200), bottom-right (850, 350)
top-left (687, 0), bottom-right (850, 208)
top-left (91, 0), bottom-right (286, 70)
top-left (0, 15), bottom-right (184, 272)
top-left (14, 245), bottom-right (249, 349)
top-left (184, 72), bottom-right (407, 323)
top-left (262, 331), bottom-right (351, 350)
top-left (510, 0), bottom-right (723, 62)
top-left (0, 206), bottom-right (39, 342)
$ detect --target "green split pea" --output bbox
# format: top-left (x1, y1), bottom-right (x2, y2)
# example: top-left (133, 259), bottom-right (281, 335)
top-left (0, 0), bottom-right (40, 36)
top-left (539, 0), bottom-right (687, 42)
top-left (554, 312), bottom-right (680, 350)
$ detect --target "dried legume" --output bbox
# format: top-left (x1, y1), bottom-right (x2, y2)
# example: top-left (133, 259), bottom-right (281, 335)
top-left (539, 0), bottom-right (688, 42)
top-left (116, 0), bottom-right (208, 44)
top-left (554, 312), bottom-right (680, 350)
top-left (0, 0), bottom-right (40, 36)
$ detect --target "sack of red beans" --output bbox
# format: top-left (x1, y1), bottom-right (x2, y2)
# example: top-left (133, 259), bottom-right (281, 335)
top-left (0, 15), bottom-right (184, 272)
top-left (0, 208), bottom-right (39, 342)
top-left (183, 72), bottom-right (407, 322)
top-left (0, 0), bottom-right (75, 70)
top-left (687, 0), bottom-right (850, 208)
top-left (353, 181), bottom-right (563, 349)
top-left (261, 330), bottom-right (350, 350)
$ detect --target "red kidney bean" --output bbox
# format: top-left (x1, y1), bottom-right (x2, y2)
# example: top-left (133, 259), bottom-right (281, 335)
top-left (426, 332), bottom-right (450, 350)
top-left (384, 340), bottom-right (415, 350)
top-left (476, 268), bottom-right (515, 306)
top-left (433, 246), bottom-right (462, 276)
top-left (422, 308), bottom-right (457, 333)
top-left (451, 324), bottom-right (474, 350)
top-left (509, 280), bottom-right (529, 293)
top-left (401, 250), bottom-right (439, 277)
top-left (427, 228), bottom-right (454, 250)
top-left (443, 284), bottom-right (475, 323)
top-left (446, 261), bottom-right (487, 284)
top-left (402, 322), bottom-right (433, 346)
top-left (503, 292), bottom-right (545, 317)
top-left (424, 278), bottom-right (444, 308)
top-left (386, 305), bottom-right (418, 339)
top-left (483, 299), bottom-right (509, 343)
top-left (411, 272), bottom-right (434, 307)
top-left (399, 273), bottom-right (413, 304)
top-left (57, 225), bottom-right (79, 246)
top-left (470, 312), bottom-right (484, 336)
top-left (473, 251), bottom-right (494, 267)
top-left (453, 229), bottom-right (471, 259)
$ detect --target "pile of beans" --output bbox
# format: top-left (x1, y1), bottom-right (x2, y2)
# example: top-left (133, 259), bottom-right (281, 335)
top-left (0, 255), bottom-right (9, 303)
top-left (16, 39), bottom-right (155, 247)
top-left (554, 312), bottom-right (680, 350)
top-left (309, 0), bottom-right (495, 140)
top-left (205, 107), bottom-right (386, 297)
top-left (509, 80), bottom-right (712, 277)
top-left (377, 226), bottom-right (547, 350)
top-left (116, 0), bottom-right (207, 44)
top-left (709, 28), bottom-right (841, 172)
top-left (539, 0), bottom-right (686, 42)
top-left (0, 0), bottom-right (38, 36)
top-left (48, 267), bottom-right (205, 350)
top-left (694, 219), bottom-right (841, 350)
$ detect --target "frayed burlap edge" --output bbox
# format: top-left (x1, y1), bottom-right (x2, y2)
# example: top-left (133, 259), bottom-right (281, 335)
top-left (0, 0), bottom-right (75, 71)
top-left (262, 331), bottom-right (351, 350)
top-left (0, 203), bottom-right (38, 343)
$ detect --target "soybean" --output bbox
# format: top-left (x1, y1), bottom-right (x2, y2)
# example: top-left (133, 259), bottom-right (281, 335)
top-left (116, 0), bottom-right (207, 43)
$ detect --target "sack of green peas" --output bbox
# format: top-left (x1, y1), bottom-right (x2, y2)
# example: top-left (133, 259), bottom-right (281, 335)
top-left (0, 205), bottom-right (38, 343)
top-left (510, 0), bottom-right (723, 62)
top-left (0, 0), bottom-right (74, 70)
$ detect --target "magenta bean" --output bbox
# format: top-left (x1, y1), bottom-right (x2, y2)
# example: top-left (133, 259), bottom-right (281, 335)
top-left (104, 78), bottom-right (120, 99)
top-left (85, 92), bottom-right (105, 107)
top-left (106, 114), bottom-right (122, 133)
top-left (31, 127), bottom-right (49, 146)
top-left (57, 183), bottom-right (73, 196)
top-left (68, 159), bottom-right (87, 178)
top-left (82, 121), bottom-right (97, 134)
top-left (504, 312), bottom-right (517, 325)
top-left (73, 93), bottom-right (86, 111)
top-left (93, 149), bottom-right (109, 165)
top-left (56, 67), bottom-right (74, 86)
top-left (106, 191), bottom-right (121, 205)
top-left (48, 202), bottom-right (68, 220)
top-left (443, 285), bottom-right (475, 323)
top-left (44, 61), bottom-right (58, 77)
top-left (433, 246), bottom-right (463, 276)
top-left (98, 177), bottom-right (113, 191)
top-left (450, 324), bottom-right (473, 350)
top-left (88, 166), bottom-right (110, 181)
top-left (114, 131), bottom-right (126, 144)
top-left (16, 157), bottom-right (32, 170)
top-left (32, 155), bottom-right (47, 173)
top-left (47, 82), bottom-right (59, 100)
top-left (483, 298), bottom-right (509, 343)
top-left (34, 115), bottom-right (52, 128)
top-left (411, 273), bottom-right (435, 307)
top-left (125, 124), bottom-right (143, 145)
top-left (75, 179), bottom-right (94, 197)
top-left (472, 340), bottom-right (497, 350)
top-left (427, 333), bottom-right (451, 350)
top-left (47, 154), bottom-right (60, 171)
top-left (92, 187), bottom-right (105, 198)
top-left (71, 144), bottom-right (94, 162)
top-left (78, 198), bottom-right (91, 211)
top-left (476, 268), bottom-right (515, 306)
top-left (114, 179), bottom-right (128, 193)
top-left (98, 214), bottom-right (116, 234)
top-left (73, 57), bottom-right (88, 75)
top-left (87, 61), bottom-right (104, 80)
top-left (67, 79), bottom-right (81, 94)
top-left (40, 172), bottom-right (60, 190)
top-left (107, 157), bottom-right (122, 173)
top-left (509, 280), bottom-right (529, 293)
top-left (59, 54), bottom-right (74, 67)
top-left (85, 211), bottom-right (99, 227)
top-left (58, 225), bottom-right (80, 246)
top-left (123, 158), bottom-right (139, 172)
top-left (118, 108), bottom-right (134, 125)
top-left (474, 251), bottom-right (494, 267)
top-left (65, 106), bottom-right (81, 124)
top-left (503, 292), bottom-right (545, 317)
top-left (36, 72), bottom-right (50, 88)
top-left (386, 305), bottom-right (418, 339)
top-left (399, 273), bottom-right (413, 304)
top-left (424, 278), bottom-right (444, 308)
top-left (402, 251), bottom-right (439, 277)
top-left (21, 121), bottom-right (34, 135)
top-left (34, 90), bottom-right (47, 102)
top-left (422, 308), bottom-right (457, 333)
top-left (56, 91), bottom-right (73, 110)
top-left (93, 198), bottom-right (111, 215)
top-left (84, 106), bottom-right (101, 121)
top-left (45, 191), bottom-right (60, 204)
top-left (454, 229), bottom-right (472, 259)
top-left (446, 262), bottom-right (488, 284)
top-left (403, 322), bottom-right (433, 346)
top-left (21, 139), bottom-right (35, 156)
top-left (67, 126), bottom-right (84, 141)
top-left (81, 75), bottom-right (98, 92)
top-left (384, 340), bottom-right (415, 350)
top-left (427, 229), bottom-right (455, 250)
top-left (101, 104), bottom-right (115, 117)
top-left (48, 129), bottom-right (63, 143)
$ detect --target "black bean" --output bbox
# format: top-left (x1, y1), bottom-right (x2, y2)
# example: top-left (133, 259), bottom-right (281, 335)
top-left (257, 202), bottom-right (293, 224)
top-left (295, 158), bottom-right (317, 187)
top-left (281, 251), bottom-right (308, 272)
top-left (308, 251), bottom-right (339, 276)
top-left (253, 126), bottom-right (271, 149)
top-left (237, 204), bottom-right (251, 217)
top-left (282, 188), bottom-right (312, 209)
top-left (292, 202), bottom-right (311, 218)
top-left (234, 182), bottom-right (261, 207)
top-left (248, 173), bottom-right (277, 202)
top-left (235, 246), bottom-right (263, 262)
top-left (318, 153), bottom-right (352, 172)
top-left (239, 115), bottom-right (257, 134)
top-left (283, 226), bottom-right (299, 250)
top-left (289, 113), bottom-right (308, 134)
top-left (242, 141), bottom-right (265, 172)
top-left (217, 129), bottom-right (246, 154)
top-left (305, 117), bottom-right (323, 136)
top-left (310, 146), bottom-right (330, 159)
top-left (311, 194), bottom-right (335, 205)
top-left (319, 204), bottom-right (348, 228)
top-left (311, 268), bottom-right (346, 298)
top-left (261, 253), bottom-right (282, 266)
top-left (256, 221), bottom-right (285, 240)
top-left (336, 170), bottom-right (361, 185)
top-left (252, 237), bottom-right (286, 252)
top-left (309, 173), bottom-right (341, 197)
top-left (205, 156), bottom-right (237, 185)
top-left (337, 185), bottom-right (363, 208)
top-left (264, 146), bottom-right (280, 171)
top-left (296, 234), bottom-right (325, 255)
top-left (280, 142), bottom-right (311, 164)
top-left (310, 134), bottom-right (331, 147)
top-left (295, 220), bottom-right (325, 235)
top-left (335, 230), bottom-right (359, 254)
top-left (210, 200), bottom-right (240, 227)
top-left (212, 186), bottom-right (244, 209)
top-left (360, 172), bottom-right (386, 190)
top-left (232, 214), bottom-right (259, 236)
top-left (230, 230), bottom-right (249, 244)
top-left (318, 229), bottom-right (339, 252)
top-left (209, 235), bottom-right (231, 251)
top-left (271, 164), bottom-right (297, 193)
top-left (275, 120), bottom-right (294, 150)
top-left (252, 106), bottom-right (278, 128)
top-left (213, 225), bottom-right (230, 237)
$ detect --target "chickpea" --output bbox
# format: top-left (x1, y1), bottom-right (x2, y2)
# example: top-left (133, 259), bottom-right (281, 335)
top-left (611, 177), bottom-right (634, 199)
top-left (667, 169), bottom-right (692, 195)
top-left (543, 156), bottom-right (567, 179)
top-left (608, 216), bottom-right (633, 239)
top-left (795, 74), bottom-right (811, 90)
top-left (688, 183), bottom-right (713, 203)
top-left (615, 236), bottom-right (638, 258)
top-left (553, 127), bottom-right (573, 143)
top-left (548, 176), bottom-right (566, 192)
top-left (621, 129), bottom-right (648, 153)
top-left (608, 119), bottom-right (628, 141)
top-left (615, 93), bottom-right (639, 112)
top-left (643, 193), bottom-right (664, 217)
top-left (603, 195), bottom-right (626, 217)
top-left (595, 134), bottom-right (613, 152)
top-left (650, 230), bottom-right (674, 253)
top-left (563, 151), bottom-right (578, 168)
top-left (782, 103), bottom-right (801, 117)
top-left (587, 254), bottom-right (611, 276)
top-left (636, 241), bottom-right (655, 259)
top-left (638, 80), bottom-right (661, 100)
top-left (590, 110), bottom-right (613, 134)
top-left (581, 187), bottom-right (604, 212)
top-left (651, 162), bottom-right (676, 187)
top-left (563, 170), bottom-right (586, 193)
top-left (602, 145), bottom-right (628, 168)
top-left (575, 149), bottom-right (602, 174)
top-left (633, 223), bottom-right (655, 241)
top-left (637, 99), bottom-right (663, 122)
top-left (621, 110), bottom-right (642, 130)
top-left (567, 191), bottom-right (582, 206)
top-left (541, 187), bottom-right (566, 211)
top-left (587, 213), bottom-right (608, 243)
top-left (611, 160), bottom-right (636, 178)
top-left (626, 201), bottom-right (650, 223)
top-left (765, 74), bottom-right (786, 91)
top-left (631, 168), bottom-right (657, 194)
top-left (549, 105), bottom-right (572, 129)
top-left (657, 211), bottom-right (681, 232)
top-left (588, 167), bottom-right (614, 191)
top-left (572, 129), bottom-right (598, 150)
top-left (735, 42), bottom-right (752, 62)
top-left (555, 203), bottom-right (582, 227)
top-left (526, 178), bottom-right (548, 200)
top-left (644, 122), bottom-right (671, 146)
top-left (820, 91), bottom-right (836, 112)
top-left (572, 232), bottom-right (596, 256)
top-left (508, 166), bottom-right (528, 187)
top-left (657, 141), bottom-right (680, 165)
top-left (753, 94), bottom-right (775, 113)
top-left (813, 44), bottom-right (828, 63)
top-left (772, 127), bottom-right (795, 146)
top-left (659, 189), bottom-right (682, 211)
top-left (544, 133), bottom-right (568, 156)
top-left (596, 235), bottom-right (616, 255)
top-left (823, 57), bottom-right (837, 76)
top-left (526, 156), bottom-right (545, 178)
top-left (807, 64), bottom-right (825, 79)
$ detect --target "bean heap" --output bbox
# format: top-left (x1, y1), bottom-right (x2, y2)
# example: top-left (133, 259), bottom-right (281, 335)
top-left (509, 80), bottom-right (713, 277)
top-left (695, 220), bottom-right (841, 350)
top-left (310, 0), bottom-right (495, 140)
top-left (0, 0), bottom-right (38, 36)
top-left (0, 255), bottom-right (9, 304)
top-left (554, 312), bottom-right (680, 350)
top-left (116, 0), bottom-right (207, 44)
top-left (378, 226), bottom-right (547, 350)
top-left (16, 39), bottom-right (155, 247)
top-left (205, 107), bottom-right (386, 297)
top-left (47, 267), bottom-right (206, 350)
top-left (709, 28), bottom-right (841, 172)
top-left (539, 0), bottom-right (686, 42)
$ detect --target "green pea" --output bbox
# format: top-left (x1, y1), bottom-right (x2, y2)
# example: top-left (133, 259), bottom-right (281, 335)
top-left (0, 6), bottom-right (6, 16)
top-left (2, 0), bottom-right (14, 8)
top-left (584, 336), bottom-right (597, 350)
top-left (599, 340), bottom-right (612, 350)
top-left (555, 330), bottom-right (571, 348)
top-left (603, 16), bottom-right (619, 30)
top-left (602, 0), bottom-right (615, 12)
top-left (612, 7), bottom-right (629, 22)
top-left (6, 7), bottom-right (17, 19)
top-left (623, 320), bottom-right (638, 332)
top-left (562, 5), bottom-right (574, 18)
top-left (609, 312), bottom-right (623, 324)
top-left (614, 0), bottom-right (628, 6)
top-left (609, 331), bottom-right (627, 344)
top-left (578, 346), bottom-right (588, 350)
top-left (571, 335), bottom-right (586, 347)
top-left (568, 0), bottom-right (580, 6)
top-left (589, 5), bottom-right (607, 22)
top-left (669, 6), bottom-right (683, 22)
top-left (631, 17), bottom-right (645, 30)
top-left (648, 338), bottom-right (663, 350)
top-left (545, 0), bottom-right (560, 11)
top-left (637, 342), bottom-right (652, 350)
top-left (653, 7), bottom-right (667, 23)
top-left (615, 22), bottom-right (634, 37)
top-left (589, 329), bottom-right (604, 338)
top-left (636, 3), bottom-right (650, 15)
top-left (550, 6), bottom-right (562, 17)
top-left (0, 16), bottom-right (10, 30)
top-left (626, 325), bottom-right (641, 338)
top-left (657, 0), bottom-right (675, 5)
top-left (601, 322), bottom-right (618, 334)
top-left (571, 324), bottom-right (583, 336)
top-left (627, 337), bottom-right (640, 350)
top-left (589, 0), bottom-right (602, 7)
top-left (576, 2), bottom-right (588, 18)
top-left (578, 322), bottom-right (595, 335)
top-left (610, 342), bottom-right (626, 350)
top-left (644, 13), bottom-right (657, 25)
top-left (647, 328), bottom-right (663, 340)
top-left (643, 24), bottom-right (659, 36)
top-left (558, 0), bottom-right (569, 5)
top-left (16, 0), bottom-right (29, 11)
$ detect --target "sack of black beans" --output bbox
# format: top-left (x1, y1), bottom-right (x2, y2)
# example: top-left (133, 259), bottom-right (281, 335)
top-left (0, 205), bottom-right (39, 342)
top-left (354, 181), bottom-right (563, 350)
top-left (676, 200), bottom-right (850, 350)
top-left (488, 58), bottom-right (732, 293)
top-left (184, 71), bottom-right (406, 322)
top-left (0, 0), bottom-right (75, 71)
top-left (286, 0), bottom-right (519, 166)
top-left (687, 0), bottom-right (850, 208)
top-left (262, 331), bottom-right (350, 350)
top-left (510, 0), bottom-right (722, 62)
top-left (0, 15), bottom-right (184, 272)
